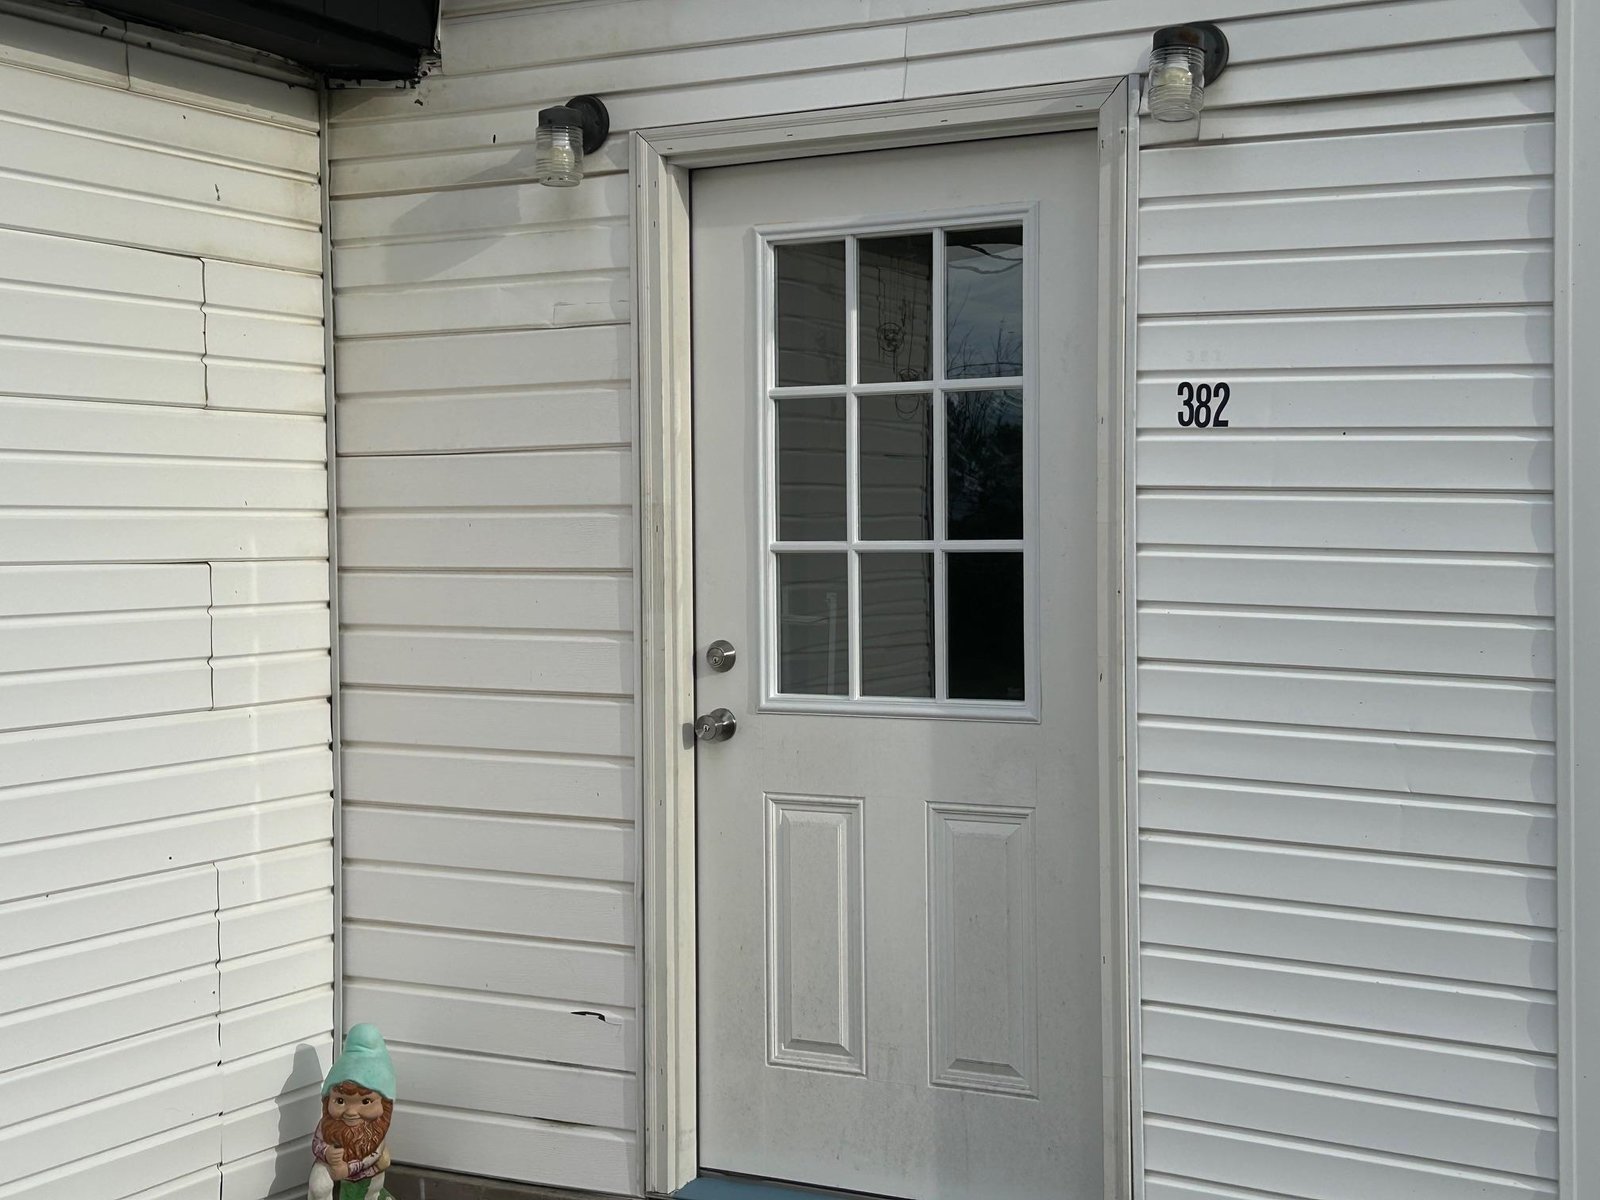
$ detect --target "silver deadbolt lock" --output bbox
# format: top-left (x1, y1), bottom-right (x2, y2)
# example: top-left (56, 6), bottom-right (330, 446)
top-left (706, 639), bottom-right (737, 672)
top-left (694, 708), bottom-right (738, 743)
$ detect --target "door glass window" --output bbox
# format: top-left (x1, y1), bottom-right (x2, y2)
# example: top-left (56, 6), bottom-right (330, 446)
top-left (767, 220), bottom-right (1033, 711)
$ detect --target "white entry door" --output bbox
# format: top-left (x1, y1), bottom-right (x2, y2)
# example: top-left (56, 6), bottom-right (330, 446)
top-left (692, 133), bottom-right (1104, 1200)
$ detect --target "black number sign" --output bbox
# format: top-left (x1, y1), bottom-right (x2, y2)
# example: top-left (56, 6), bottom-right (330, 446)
top-left (1177, 381), bottom-right (1230, 429)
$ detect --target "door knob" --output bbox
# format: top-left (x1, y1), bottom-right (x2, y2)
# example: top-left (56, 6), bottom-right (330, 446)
top-left (694, 708), bottom-right (738, 743)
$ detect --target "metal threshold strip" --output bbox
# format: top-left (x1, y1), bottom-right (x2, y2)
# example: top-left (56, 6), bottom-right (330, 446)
top-left (674, 1177), bottom-right (886, 1200)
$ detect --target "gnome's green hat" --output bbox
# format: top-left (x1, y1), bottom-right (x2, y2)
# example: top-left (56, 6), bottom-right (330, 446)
top-left (323, 1024), bottom-right (396, 1100)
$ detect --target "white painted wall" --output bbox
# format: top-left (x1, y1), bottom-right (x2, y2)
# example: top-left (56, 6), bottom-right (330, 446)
top-left (328, 0), bottom-right (1560, 1195)
top-left (0, 7), bottom-right (334, 1199)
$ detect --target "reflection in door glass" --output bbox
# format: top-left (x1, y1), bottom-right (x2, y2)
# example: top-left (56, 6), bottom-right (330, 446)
top-left (777, 554), bottom-right (850, 696)
top-left (860, 394), bottom-right (933, 541)
top-left (861, 553), bottom-right (934, 698)
top-left (947, 552), bottom-right (1024, 701)
top-left (776, 396), bottom-right (847, 542)
top-left (947, 390), bottom-right (1023, 540)
top-left (859, 234), bottom-right (933, 384)
top-left (775, 241), bottom-right (846, 386)
top-left (946, 226), bottom-right (1024, 380)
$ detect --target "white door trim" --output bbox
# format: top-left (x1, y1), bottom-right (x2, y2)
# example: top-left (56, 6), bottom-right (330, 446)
top-left (1554, 0), bottom-right (1598, 1195)
top-left (632, 76), bottom-right (1139, 1198)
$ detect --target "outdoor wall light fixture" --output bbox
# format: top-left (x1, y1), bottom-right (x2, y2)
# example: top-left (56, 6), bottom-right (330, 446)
top-left (1147, 23), bottom-right (1229, 122)
top-left (536, 94), bottom-right (610, 186)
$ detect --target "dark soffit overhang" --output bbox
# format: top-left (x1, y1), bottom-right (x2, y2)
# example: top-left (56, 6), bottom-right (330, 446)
top-left (83, 1), bottom-right (441, 80)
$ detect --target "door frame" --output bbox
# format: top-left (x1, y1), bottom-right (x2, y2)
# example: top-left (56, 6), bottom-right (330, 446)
top-left (632, 76), bottom-right (1140, 1197)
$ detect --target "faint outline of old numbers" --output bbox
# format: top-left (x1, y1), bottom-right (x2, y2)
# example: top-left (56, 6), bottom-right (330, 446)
top-left (1176, 381), bottom-right (1230, 429)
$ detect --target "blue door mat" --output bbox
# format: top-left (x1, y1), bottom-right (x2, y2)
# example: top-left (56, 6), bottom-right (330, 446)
top-left (675, 1178), bottom-right (868, 1200)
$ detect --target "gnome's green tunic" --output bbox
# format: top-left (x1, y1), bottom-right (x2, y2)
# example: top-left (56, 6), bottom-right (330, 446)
top-left (312, 1025), bottom-right (396, 1200)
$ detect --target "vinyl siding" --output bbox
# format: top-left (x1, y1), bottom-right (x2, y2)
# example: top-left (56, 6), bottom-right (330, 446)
top-left (327, 0), bottom-right (1560, 1194)
top-left (0, 8), bottom-right (332, 1200)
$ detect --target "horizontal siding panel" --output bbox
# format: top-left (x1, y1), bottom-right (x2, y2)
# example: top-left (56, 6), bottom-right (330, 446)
top-left (219, 890), bottom-right (333, 958)
top-left (342, 689), bottom-right (630, 757)
top-left (0, 456), bottom-right (326, 509)
top-left (340, 747), bottom-right (631, 820)
top-left (1139, 777), bottom-right (1554, 867)
top-left (0, 287), bottom-right (201, 353)
top-left (396, 1104), bottom-right (634, 1196)
top-left (1138, 662), bottom-right (1552, 740)
top-left (1141, 891), bottom-right (1552, 986)
top-left (1141, 120), bottom-right (1554, 200)
top-left (391, 1043), bottom-right (632, 1130)
top-left (1139, 720), bottom-right (1552, 806)
top-left (1143, 1006), bottom-right (1554, 1116)
top-left (340, 572), bottom-right (630, 632)
top-left (218, 844), bottom-right (335, 911)
top-left (343, 806), bottom-right (632, 883)
top-left (0, 794), bottom-right (331, 903)
top-left (0, 220), bottom-right (201, 299)
top-left (333, 273), bottom-right (629, 338)
top-left (344, 981), bottom-right (628, 1071)
top-left (1139, 608), bottom-right (1551, 680)
top-left (339, 449), bottom-right (630, 509)
top-left (219, 941), bottom-right (334, 1011)
top-left (0, 512), bottom-right (327, 563)
top-left (1143, 1119), bottom-right (1554, 1200)
top-left (0, 563), bottom-right (208, 616)
top-left (0, 398), bottom-right (325, 461)
top-left (339, 512), bottom-right (630, 570)
top-left (1136, 549), bottom-right (1552, 617)
top-left (0, 608), bottom-right (209, 673)
top-left (333, 224), bottom-right (624, 290)
top-left (1139, 311), bottom-right (1552, 371)
top-left (335, 388), bottom-right (630, 455)
top-left (1141, 949), bottom-right (1554, 1053)
top-left (211, 560), bottom-right (331, 606)
top-left (1136, 494), bottom-right (1551, 554)
top-left (341, 630), bottom-right (630, 695)
top-left (0, 1064), bottom-right (219, 1184)
top-left (1134, 372), bottom-right (1553, 431)
top-left (0, 173), bottom-right (321, 273)
top-left (0, 866), bottom-right (214, 958)
top-left (218, 1086), bottom-right (320, 1163)
top-left (346, 924), bottom-right (633, 1007)
top-left (0, 967), bottom-right (217, 1073)
top-left (205, 261), bottom-right (323, 318)
top-left (0, 341), bottom-right (204, 406)
top-left (331, 175), bottom-right (627, 244)
top-left (336, 325), bottom-right (627, 396)
top-left (344, 864), bottom-right (631, 946)
top-left (1138, 433), bottom-right (1551, 492)
top-left (1143, 1060), bottom-right (1552, 1178)
top-left (218, 988), bottom-right (333, 1063)
top-left (211, 649), bottom-right (331, 707)
top-left (1139, 183), bottom-right (1553, 258)
top-left (1141, 836), bottom-right (1553, 927)
top-left (204, 360), bottom-right (326, 415)
top-left (0, 915), bottom-right (217, 1017)
top-left (0, 746), bottom-right (330, 846)
top-left (0, 1018), bottom-right (216, 1128)
top-left (1140, 247), bottom-right (1554, 316)
top-left (0, 660), bottom-right (211, 734)
top-left (0, 60), bottom-right (314, 175)
top-left (211, 605), bottom-right (330, 657)
top-left (205, 311), bottom-right (325, 366)
top-left (1, 1118), bottom-right (225, 1200)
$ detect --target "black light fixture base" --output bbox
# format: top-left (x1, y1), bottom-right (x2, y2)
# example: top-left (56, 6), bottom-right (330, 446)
top-left (1152, 22), bottom-right (1230, 84)
top-left (565, 94), bottom-right (611, 155)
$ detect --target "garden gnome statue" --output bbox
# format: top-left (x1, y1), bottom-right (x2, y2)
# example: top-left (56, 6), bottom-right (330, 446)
top-left (309, 1024), bottom-right (396, 1200)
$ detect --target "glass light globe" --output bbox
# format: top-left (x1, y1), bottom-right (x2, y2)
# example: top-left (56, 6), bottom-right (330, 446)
top-left (537, 107), bottom-right (584, 187)
top-left (1148, 43), bottom-right (1206, 122)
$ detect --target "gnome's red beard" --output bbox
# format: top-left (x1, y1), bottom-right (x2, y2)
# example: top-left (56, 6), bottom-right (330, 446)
top-left (319, 1098), bottom-right (393, 1163)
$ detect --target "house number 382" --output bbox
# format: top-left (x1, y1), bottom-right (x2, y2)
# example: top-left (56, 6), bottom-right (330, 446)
top-left (1176, 381), bottom-right (1230, 429)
